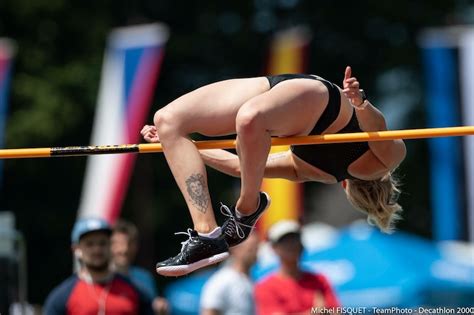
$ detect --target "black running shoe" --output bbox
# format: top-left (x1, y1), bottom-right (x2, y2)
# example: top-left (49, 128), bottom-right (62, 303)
top-left (156, 229), bottom-right (229, 277)
top-left (221, 192), bottom-right (271, 247)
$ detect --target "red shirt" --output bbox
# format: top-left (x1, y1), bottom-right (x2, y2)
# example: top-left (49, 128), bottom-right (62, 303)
top-left (44, 274), bottom-right (153, 315)
top-left (255, 271), bottom-right (340, 315)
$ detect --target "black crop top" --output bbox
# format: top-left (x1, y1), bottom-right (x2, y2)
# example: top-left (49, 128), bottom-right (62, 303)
top-left (272, 75), bottom-right (371, 182)
top-left (291, 112), bottom-right (369, 182)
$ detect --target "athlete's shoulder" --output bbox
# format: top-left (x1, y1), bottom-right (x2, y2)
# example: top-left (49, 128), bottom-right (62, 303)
top-left (43, 275), bottom-right (79, 315)
top-left (46, 274), bottom-right (79, 300)
top-left (204, 267), bottom-right (235, 289)
top-left (114, 273), bottom-right (152, 300)
top-left (114, 273), bottom-right (154, 315)
top-left (113, 272), bottom-right (138, 291)
top-left (302, 271), bottom-right (333, 288)
top-left (255, 272), bottom-right (280, 289)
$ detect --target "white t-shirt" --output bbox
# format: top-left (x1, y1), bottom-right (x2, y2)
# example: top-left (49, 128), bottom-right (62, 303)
top-left (200, 266), bottom-right (254, 315)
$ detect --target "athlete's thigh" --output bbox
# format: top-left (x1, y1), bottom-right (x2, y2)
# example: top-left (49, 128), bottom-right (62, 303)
top-left (246, 79), bottom-right (329, 137)
top-left (162, 77), bottom-right (270, 136)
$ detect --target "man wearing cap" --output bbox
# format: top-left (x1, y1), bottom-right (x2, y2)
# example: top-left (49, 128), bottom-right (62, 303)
top-left (43, 218), bottom-right (153, 315)
top-left (255, 220), bottom-right (340, 314)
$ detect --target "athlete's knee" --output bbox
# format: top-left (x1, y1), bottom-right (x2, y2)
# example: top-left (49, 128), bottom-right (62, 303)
top-left (153, 109), bottom-right (169, 129)
top-left (153, 109), bottom-right (182, 138)
top-left (236, 104), bottom-right (265, 134)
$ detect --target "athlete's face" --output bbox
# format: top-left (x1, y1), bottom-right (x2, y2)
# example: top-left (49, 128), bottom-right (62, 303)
top-left (77, 231), bottom-right (111, 272)
top-left (272, 233), bottom-right (303, 266)
top-left (110, 232), bottom-right (137, 269)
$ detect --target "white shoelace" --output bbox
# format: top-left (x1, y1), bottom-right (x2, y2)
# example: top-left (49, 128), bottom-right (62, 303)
top-left (220, 203), bottom-right (253, 239)
top-left (174, 228), bottom-right (195, 252)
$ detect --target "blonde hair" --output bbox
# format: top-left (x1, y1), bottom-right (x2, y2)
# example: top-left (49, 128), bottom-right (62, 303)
top-left (344, 173), bottom-right (402, 233)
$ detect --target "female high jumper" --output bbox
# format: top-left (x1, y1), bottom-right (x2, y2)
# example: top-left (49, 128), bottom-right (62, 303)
top-left (141, 66), bottom-right (406, 276)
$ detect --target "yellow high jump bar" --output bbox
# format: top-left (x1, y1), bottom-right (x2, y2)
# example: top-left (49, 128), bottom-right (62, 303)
top-left (0, 126), bottom-right (473, 159)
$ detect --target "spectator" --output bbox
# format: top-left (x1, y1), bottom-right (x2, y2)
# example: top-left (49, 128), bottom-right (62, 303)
top-left (110, 219), bottom-right (169, 315)
top-left (255, 220), bottom-right (340, 314)
top-left (200, 231), bottom-right (260, 315)
top-left (43, 217), bottom-right (153, 315)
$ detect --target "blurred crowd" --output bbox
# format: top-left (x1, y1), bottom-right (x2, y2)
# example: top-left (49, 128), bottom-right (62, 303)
top-left (36, 217), bottom-right (339, 315)
top-left (201, 220), bottom-right (340, 315)
top-left (43, 218), bottom-right (169, 315)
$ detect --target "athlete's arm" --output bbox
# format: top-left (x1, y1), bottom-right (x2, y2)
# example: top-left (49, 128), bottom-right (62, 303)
top-left (342, 66), bottom-right (406, 170)
top-left (200, 149), bottom-right (241, 177)
top-left (354, 103), bottom-right (406, 170)
top-left (200, 149), bottom-right (303, 181)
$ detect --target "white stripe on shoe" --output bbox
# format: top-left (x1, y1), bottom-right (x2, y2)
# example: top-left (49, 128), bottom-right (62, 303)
top-left (156, 252), bottom-right (230, 277)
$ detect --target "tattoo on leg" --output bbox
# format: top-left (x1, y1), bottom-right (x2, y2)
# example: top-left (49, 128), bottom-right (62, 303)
top-left (185, 173), bottom-right (210, 213)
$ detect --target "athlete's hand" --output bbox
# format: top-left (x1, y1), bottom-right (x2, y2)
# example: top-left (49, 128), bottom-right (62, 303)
top-left (342, 66), bottom-right (364, 107)
top-left (140, 125), bottom-right (160, 143)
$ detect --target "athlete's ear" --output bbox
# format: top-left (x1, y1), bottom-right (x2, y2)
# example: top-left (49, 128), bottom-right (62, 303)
top-left (72, 245), bottom-right (83, 259)
top-left (74, 249), bottom-right (83, 259)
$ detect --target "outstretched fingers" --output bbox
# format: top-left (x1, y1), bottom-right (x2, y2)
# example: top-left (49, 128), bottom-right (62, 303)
top-left (344, 66), bottom-right (352, 82)
top-left (342, 66), bottom-right (364, 106)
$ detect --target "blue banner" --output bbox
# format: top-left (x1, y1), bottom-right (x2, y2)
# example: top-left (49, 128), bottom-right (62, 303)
top-left (421, 41), bottom-right (463, 241)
